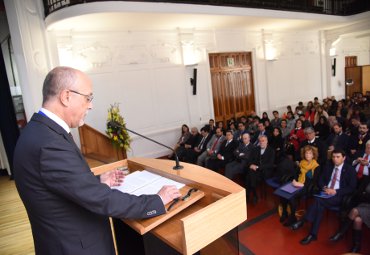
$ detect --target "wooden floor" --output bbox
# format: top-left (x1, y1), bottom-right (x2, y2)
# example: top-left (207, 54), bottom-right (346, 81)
top-left (0, 176), bottom-right (34, 255)
top-left (1, 162), bottom-right (369, 255)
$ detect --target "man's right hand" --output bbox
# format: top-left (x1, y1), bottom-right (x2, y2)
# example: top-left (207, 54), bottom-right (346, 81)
top-left (157, 185), bottom-right (181, 205)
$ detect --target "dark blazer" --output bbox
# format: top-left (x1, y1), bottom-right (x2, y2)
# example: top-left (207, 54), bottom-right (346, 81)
top-left (299, 138), bottom-right (328, 166)
top-left (217, 139), bottom-right (239, 163)
top-left (249, 145), bottom-right (275, 179)
top-left (14, 113), bottom-right (165, 255)
top-left (326, 132), bottom-right (349, 152)
top-left (318, 162), bottom-right (357, 198)
top-left (234, 143), bottom-right (255, 165)
top-left (348, 133), bottom-right (370, 158)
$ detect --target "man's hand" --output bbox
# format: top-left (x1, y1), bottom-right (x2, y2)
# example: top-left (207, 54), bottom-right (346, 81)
top-left (157, 185), bottom-right (181, 205)
top-left (250, 164), bottom-right (258, 171)
top-left (100, 169), bottom-right (125, 187)
top-left (217, 154), bottom-right (223, 160)
top-left (323, 187), bottom-right (336, 195)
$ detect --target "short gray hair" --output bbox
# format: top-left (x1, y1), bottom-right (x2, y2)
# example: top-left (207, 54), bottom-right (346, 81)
top-left (42, 66), bottom-right (78, 104)
top-left (304, 127), bottom-right (315, 134)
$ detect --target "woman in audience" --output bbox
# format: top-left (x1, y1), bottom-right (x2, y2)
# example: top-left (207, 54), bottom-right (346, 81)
top-left (168, 124), bottom-right (191, 159)
top-left (314, 105), bottom-right (329, 125)
top-left (305, 103), bottom-right (315, 125)
top-left (217, 121), bottom-right (226, 135)
top-left (261, 112), bottom-right (270, 123)
top-left (279, 145), bottom-right (320, 227)
top-left (314, 116), bottom-right (330, 142)
top-left (264, 119), bottom-right (273, 134)
top-left (330, 179), bottom-right (370, 253)
top-left (287, 119), bottom-right (305, 160)
top-left (270, 127), bottom-right (284, 162)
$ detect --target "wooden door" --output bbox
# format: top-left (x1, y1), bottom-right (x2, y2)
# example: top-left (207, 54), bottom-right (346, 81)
top-left (209, 52), bottom-right (255, 124)
top-left (345, 66), bottom-right (362, 97)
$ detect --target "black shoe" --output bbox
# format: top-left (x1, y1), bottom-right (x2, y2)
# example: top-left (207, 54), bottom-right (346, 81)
top-left (280, 214), bottom-right (288, 223)
top-left (283, 217), bottom-right (297, 227)
top-left (253, 196), bottom-right (258, 205)
top-left (329, 232), bottom-right (344, 242)
top-left (350, 244), bottom-right (361, 253)
top-left (300, 234), bottom-right (317, 245)
top-left (291, 220), bottom-right (304, 230)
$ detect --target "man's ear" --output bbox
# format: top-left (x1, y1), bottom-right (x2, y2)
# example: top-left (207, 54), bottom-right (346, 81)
top-left (60, 89), bottom-right (70, 107)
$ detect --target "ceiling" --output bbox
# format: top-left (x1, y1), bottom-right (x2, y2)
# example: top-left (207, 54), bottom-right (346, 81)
top-left (45, 2), bottom-right (370, 32)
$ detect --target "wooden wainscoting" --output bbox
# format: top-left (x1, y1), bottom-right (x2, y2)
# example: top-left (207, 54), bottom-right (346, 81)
top-left (78, 124), bottom-right (126, 167)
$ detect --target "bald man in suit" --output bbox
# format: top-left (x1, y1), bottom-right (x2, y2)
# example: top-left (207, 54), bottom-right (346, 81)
top-left (14, 67), bottom-right (180, 255)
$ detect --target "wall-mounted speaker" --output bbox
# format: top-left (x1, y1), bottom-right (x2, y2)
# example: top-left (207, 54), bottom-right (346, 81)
top-left (332, 58), bottom-right (336, 76)
top-left (190, 68), bottom-right (197, 95)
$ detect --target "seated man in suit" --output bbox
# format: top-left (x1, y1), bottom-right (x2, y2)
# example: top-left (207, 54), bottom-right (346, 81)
top-left (206, 130), bottom-right (238, 172)
top-left (234, 122), bottom-right (247, 142)
top-left (348, 122), bottom-right (370, 161)
top-left (247, 135), bottom-right (275, 204)
top-left (196, 127), bottom-right (225, 167)
top-left (252, 122), bottom-right (271, 145)
top-left (352, 140), bottom-right (370, 188)
top-left (182, 126), bottom-right (211, 164)
top-left (326, 123), bottom-right (349, 152)
top-left (298, 127), bottom-right (327, 167)
top-left (224, 133), bottom-right (255, 180)
top-left (291, 149), bottom-right (357, 245)
top-left (13, 67), bottom-right (181, 255)
top-left (177, 126), bottom-right (201, 161)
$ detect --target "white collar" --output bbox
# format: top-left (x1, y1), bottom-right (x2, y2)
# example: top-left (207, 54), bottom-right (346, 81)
top-left (40, 108), bottom-right (70, 134)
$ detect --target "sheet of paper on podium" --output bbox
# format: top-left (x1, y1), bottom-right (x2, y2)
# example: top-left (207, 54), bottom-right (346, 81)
top-left (112, 170), bottom-right (185, 196)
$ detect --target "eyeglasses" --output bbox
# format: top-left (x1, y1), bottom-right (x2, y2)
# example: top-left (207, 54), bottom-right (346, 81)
top-left (69, 90), bottom-right (94, 103)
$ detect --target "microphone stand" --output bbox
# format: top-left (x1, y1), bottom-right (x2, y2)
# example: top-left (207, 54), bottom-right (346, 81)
top-left (124, 127), bottom-right (184, 170)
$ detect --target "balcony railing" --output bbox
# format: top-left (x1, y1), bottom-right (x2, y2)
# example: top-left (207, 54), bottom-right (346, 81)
top-left (43, 0), bottom-right (370, 17)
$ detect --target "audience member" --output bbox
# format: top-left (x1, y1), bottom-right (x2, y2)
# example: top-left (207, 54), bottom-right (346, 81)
top-left (314, 116), bottom-right (330, 142)
top-left (224, 133), bottom-right (255, 180)
top-left (177, 127), bottom-right (201, 161)
top-left (280, 146), bottom-right (320, 227)
top-left (291, 150), bottom-right (357, 245)
top-left (298, 127), bottom-right (327, 166)
top-left (206, 130), bottom-right (238, 172)
top-left (184, 126), bottom-right (212, 164)
top-left (270, 127), bottom-right (284, 162)
top-left (271, 110), bottom-right (282, 128)
top-left (326, 123), bottom-right (349, 152)
top-left (348, 122), bottom-right (370, 160)
top-left (197, 127), bottom-right (225, 166)
top-left (329, 178), bottom-right (370, 253)
top-left (168, 124), bottom-right (191, 159)
top-left (286, 119), bottom-right (305, 159)
top-left (247, 135), bottom-right (275, 204)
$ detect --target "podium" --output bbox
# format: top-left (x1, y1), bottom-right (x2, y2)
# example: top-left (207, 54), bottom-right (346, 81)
top-left (92, 158), bottom-right (247, 255)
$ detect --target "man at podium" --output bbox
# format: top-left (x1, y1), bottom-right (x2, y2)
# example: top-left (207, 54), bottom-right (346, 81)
top-left (13, 66), bottom-right (181, 255)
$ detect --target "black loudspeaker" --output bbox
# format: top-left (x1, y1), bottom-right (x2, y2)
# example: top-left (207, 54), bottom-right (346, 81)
top-left (190, 68), bottom-right (197, 95)
top-left (332, 58), bottom-right (336, 76)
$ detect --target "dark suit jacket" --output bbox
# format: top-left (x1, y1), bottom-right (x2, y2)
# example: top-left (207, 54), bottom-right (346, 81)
top-left (348, 133), bottom-right (370, 159)
top-left (318, 162), bottom-right (357, 198)
top-left (299, 138), bottom-right (328, 166)
top-left (217, 139), bottom-right (239, 163)
top-left (234, 143), bottom-right (255, 165)
top-left (14, 113), bottom-right (165, 255)
top-left (249, 146), bottom-right (275, 178)
top-left (326, 132), bottom-right (349, 152)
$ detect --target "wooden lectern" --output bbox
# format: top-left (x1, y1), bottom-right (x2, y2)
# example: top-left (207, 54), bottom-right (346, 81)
top-left (92, 158), bottom-right (247, 255)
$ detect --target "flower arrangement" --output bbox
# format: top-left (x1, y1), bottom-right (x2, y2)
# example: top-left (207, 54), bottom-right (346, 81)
top-left (106, 103), bottom-right (131, 151)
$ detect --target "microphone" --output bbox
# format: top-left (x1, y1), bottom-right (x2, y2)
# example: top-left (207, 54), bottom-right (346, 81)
top-left (124, 127), bottom-right (184, 170)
